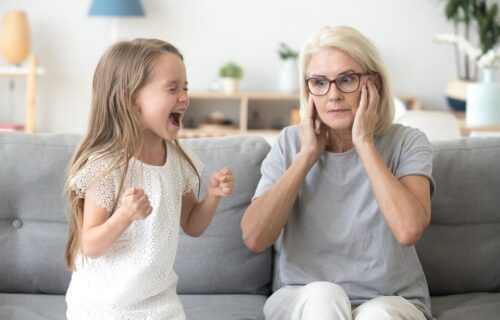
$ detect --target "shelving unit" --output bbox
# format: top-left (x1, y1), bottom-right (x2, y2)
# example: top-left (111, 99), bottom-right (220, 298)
top-left (0, 55), bottom-right (45, 132)
top-left (180, 91), bottom-right (421, 138)
top-left (180, 91), bottom-right (300, 138)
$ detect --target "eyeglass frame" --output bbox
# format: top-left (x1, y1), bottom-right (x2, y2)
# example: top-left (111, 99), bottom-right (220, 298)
top-left (305, 72), bottom-right (375, 96)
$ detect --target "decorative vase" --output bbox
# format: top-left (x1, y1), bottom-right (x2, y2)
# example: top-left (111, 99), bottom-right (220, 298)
top-left (278, 59), bottom-right (298, 93)
top-left (445, 79), bottom-right (471, 112)
top-left (0, 10), bottom-right (30, 65)
top-left (466, 68), bottom-right (500, 126)
top-left (221, 78), bottom-right (239, 94)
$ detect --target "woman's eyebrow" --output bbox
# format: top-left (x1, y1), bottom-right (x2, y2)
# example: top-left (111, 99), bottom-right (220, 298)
top-left (309, 69), bottom-right (357, 78)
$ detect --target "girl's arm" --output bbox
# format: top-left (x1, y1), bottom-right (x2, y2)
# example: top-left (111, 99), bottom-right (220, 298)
top-left (82, 187), bottom-right (152, 258)
top-left (353, 80), bottom-right (431, 246)
top-left (241, 96), bottom-right (327, 253)
top-left (180, 167), bottom-right (234, 237)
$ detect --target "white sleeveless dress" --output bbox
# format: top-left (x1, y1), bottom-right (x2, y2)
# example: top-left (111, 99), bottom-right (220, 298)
top-left (66, 141), bottom-right (203, 320)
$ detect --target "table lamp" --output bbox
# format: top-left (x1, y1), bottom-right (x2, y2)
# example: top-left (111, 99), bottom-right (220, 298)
top-left (0, 10), bottom-right (30, 65)
top-left (88, 0), bottom-right (145, 42)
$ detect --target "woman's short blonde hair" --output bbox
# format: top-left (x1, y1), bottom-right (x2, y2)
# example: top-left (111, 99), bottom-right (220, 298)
top-left (298, 25), bottom-right (394, 135)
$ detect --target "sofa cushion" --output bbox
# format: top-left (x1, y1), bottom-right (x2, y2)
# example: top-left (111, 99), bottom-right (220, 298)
top-left (417, 137), bottom-right (500, 295)
top-left (0, 293), bottom-right (66, 320)
top-left (0, 133), bottom-right (77, 295)
top-left (175, 136), bottom-right (273, 295)
top-left (179, 294), bottom-right (266, 320)
top-left (431, 292), bottom-right (500, 320)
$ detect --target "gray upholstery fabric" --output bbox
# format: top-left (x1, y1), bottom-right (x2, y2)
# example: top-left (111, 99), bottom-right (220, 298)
top-left (431, 292), bottom-right (500, 320)
top-left (0, 293), bottom-right (67, 320)
top-left (179, 294), bottom-right (266, 320)
top-left (175, 136), bottom-right (273, 295)
top-left (416, 137), bottom-right (500, 295)
top-left (0, 133), bottom-right (78, 294)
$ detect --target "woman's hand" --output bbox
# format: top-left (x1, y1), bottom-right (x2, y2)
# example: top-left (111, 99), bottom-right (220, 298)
top-left (352, 79), bottom-right (379, 148)
top-left (299, 95), bottom-right (327, 163)
top-left (207, 167), bottom-right (235, 198)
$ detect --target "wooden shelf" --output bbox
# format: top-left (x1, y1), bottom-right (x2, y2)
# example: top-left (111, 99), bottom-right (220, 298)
top-left (184, 91), bottom-right (300, 136)
top-left (0, 55), bottom-right (43, 132)
top-left (452, 111), bottom-right (500, 136)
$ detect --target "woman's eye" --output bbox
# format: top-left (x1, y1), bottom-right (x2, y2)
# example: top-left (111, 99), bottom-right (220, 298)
top-left (339, 75), bottom-right (354, 84)
top-left (314, 78), bottom-right (328, 86)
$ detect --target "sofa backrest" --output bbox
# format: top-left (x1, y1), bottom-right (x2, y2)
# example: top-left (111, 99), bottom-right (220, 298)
top-left (416, 137), bottom-right (500, 295)
top-left (174, 136), bottom-right (272, 295)
top-left (0, 132), bottom-right (77, 294)
top-left (0, 132), bottom-right (273, 296)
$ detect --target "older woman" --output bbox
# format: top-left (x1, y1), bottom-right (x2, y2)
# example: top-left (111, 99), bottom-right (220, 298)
top-left (241, 26), bottom-right (435, 320)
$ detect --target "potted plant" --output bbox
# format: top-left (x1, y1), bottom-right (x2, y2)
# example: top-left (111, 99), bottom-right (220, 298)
top-left (436, 0), bottom-right (500, 111)
top-left (219, 61), bottom-right (243, 94)
top-left (277, 42), bottom-right (299, 93)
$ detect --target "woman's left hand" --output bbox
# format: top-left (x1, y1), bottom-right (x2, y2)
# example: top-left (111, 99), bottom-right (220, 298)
top-left (352, 79), bottom-right (379, 147)
top-left (207, 167), bottom-right (235, 198)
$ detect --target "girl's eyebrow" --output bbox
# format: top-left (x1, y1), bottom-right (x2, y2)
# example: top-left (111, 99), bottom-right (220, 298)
top-left (164, 80), bottom-right (189, 86)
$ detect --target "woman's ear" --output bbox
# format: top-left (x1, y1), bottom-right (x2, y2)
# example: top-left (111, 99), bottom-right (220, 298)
top-left (373, 73), bottom-right (381, 91)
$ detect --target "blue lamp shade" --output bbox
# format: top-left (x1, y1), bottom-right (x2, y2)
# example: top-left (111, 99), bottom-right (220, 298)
top-left (88, 0), bottom-right (145, 17)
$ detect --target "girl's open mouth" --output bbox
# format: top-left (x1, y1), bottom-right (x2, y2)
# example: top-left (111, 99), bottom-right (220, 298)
top-left (169, 112), bottom-right (182, 127)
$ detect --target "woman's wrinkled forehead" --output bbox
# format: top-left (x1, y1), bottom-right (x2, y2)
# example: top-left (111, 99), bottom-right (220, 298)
top-left (306, 47), bottom-right (363, 77)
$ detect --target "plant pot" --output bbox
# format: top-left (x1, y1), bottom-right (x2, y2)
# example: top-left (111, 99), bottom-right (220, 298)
top-left (278, 59), bottom-right (298, 93)
top-left (221, 78), bottom-right (239, 94)
top-left (445, 79), bottom-right (472, 112)
top-left (466, 68), bottom-right (500, 126)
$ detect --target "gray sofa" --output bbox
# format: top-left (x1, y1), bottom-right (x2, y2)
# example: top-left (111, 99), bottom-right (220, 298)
top-left (0, 132), bottom-right (499, 320)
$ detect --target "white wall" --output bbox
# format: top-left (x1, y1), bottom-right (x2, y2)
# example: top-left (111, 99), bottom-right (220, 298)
top-left (0, 0), bottom-right (465, 133)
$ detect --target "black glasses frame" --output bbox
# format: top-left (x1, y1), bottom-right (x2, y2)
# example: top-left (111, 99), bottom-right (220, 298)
top-left (305, 72), bottom-right (373, 96)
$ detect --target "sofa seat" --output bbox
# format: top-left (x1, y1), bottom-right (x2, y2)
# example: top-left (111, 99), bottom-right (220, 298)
top-left (431, 292), bottom-right (500, 320)
top-left (180, 294), bottom-right (266, 320)
top-left (0, 293), bottom-right (67, 320)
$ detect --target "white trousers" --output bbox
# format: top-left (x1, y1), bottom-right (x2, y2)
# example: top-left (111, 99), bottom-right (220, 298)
top-left (264, 282), bottom-right (426, 320)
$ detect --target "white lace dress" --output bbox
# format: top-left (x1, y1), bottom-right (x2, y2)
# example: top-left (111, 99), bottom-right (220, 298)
top-left (66, 141), bottom-right (203, 320)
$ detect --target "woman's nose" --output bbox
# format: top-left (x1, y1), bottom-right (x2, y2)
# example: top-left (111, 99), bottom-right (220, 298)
top-left (328, 82), bottom-right (343, 101)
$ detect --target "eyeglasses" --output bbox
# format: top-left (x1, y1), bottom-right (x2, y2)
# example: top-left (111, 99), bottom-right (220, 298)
top-left (305, 72), bottom-right (373, 96)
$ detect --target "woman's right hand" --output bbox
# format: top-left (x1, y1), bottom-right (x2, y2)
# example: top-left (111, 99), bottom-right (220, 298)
top-left (120, 187), bottom-right (153, 222)
top-left (299, 95), bottom-right (327, 163)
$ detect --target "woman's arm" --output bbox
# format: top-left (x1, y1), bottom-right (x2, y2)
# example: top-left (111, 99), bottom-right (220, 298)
top-left (241, 96), bottom-right (327, 253)
top-left (353, 81), bottom-right (431, 246)
top-left (356, 142), bottom-right (431, 246)
top-left (181, 167), bottom-right (234, 237)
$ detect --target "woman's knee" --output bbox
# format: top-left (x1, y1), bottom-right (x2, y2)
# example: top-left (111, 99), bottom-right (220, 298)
top-left (293, 282), bottom-right (351, 319)
top-left (299, 281), bottom-right (348, 301)
top-left (353, 296), bottom-right (425, 320)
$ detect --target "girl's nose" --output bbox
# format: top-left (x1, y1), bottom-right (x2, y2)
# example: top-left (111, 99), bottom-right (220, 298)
top-left (178, 89), bottom-right (188, 103)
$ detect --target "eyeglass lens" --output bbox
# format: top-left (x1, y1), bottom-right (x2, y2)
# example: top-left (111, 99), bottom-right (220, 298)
top-left (307, 73), bottom-right (361, 95)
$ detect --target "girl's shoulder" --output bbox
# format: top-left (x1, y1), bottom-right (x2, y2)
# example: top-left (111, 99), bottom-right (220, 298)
top-left (70, 153), bottom-right (121, 194)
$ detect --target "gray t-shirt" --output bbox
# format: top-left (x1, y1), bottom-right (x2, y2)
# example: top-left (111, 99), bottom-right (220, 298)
top-left (253, 124), bottom-right (435, 320)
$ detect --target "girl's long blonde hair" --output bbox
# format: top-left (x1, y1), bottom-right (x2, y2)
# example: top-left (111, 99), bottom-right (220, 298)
top-left (65, 39), bottom-right (199, 271)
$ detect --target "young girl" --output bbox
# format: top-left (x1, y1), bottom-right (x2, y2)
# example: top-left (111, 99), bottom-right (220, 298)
top-left (64, 39), bottom-right (235, 319)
